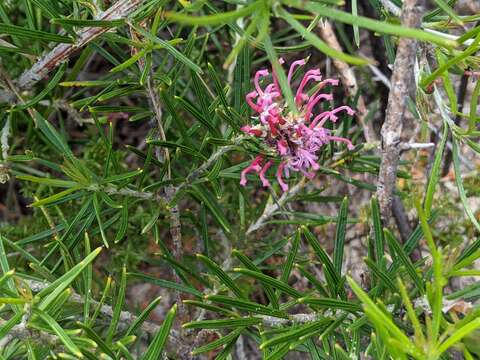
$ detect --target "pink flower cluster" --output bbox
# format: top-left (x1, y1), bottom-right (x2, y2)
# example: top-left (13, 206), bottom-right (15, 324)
top-left (240, 59), bottom-right (355, 192)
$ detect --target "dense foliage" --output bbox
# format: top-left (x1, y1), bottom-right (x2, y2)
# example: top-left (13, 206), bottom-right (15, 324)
top-left (0, 0), bottom-right (480, 359)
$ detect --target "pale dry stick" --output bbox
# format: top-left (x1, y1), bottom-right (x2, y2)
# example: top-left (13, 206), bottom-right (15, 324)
top-left (376, 0), bottom-right (425, 224)
top-left (246, 177), bottom-right (308, 235)
top-left (1, 117), bottom-right (10, 160)
top-left (102, 185), bottom-right (168, 203)
top-left (258, 313), bottom-right (322, 327)
top-left (26, 280), bottom-right (181, 343)
top-left (379, 0), bottom-right (402, 16)
top-left (145, 75), bottom-right (182, 269)
top-left (145, 73), bottom-right (185, 312)
top-left (0, 318), bottom-right (59, 349)
top-left (8, 280), bottom-right (321, 351)
top-left (145, 72), bottom-right (194, 359)
top-left (175, 136), bottom-right (246, 195)
top-left (318, 20), bottom-right (378, 145)
top-left (15, 0), bottom-right (146, 91)
top-left (0, 279), bottom-right (182, 352)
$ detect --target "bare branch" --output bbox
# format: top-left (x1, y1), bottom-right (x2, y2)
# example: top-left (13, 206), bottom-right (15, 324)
top-left (376, 0), bottom-right (425, 224)
top-left (23, 280), bottom-right (182, 345)
top-left (0, 318), bottom-right (60, 349)
top-left (246, 177), bottom-right (307, 235)
top-left (16, 0), bottom-right (145, 91)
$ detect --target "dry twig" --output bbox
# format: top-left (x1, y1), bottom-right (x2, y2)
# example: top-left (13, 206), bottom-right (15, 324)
top-left (318, 20), bottom-right (377, 144)
top-left (16, 0), bottom-right (145, 91)
top-left (376, 0), bottom-right (425, 224)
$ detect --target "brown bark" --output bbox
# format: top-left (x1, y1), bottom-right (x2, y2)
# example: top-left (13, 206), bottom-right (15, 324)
top-left (376, 0), bottom-right (425, 224)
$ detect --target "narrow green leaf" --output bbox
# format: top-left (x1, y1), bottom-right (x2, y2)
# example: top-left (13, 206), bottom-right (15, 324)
top-left (301, 226), bottom-right (341, 295)
top-left (77, 323), bottom-right (116, 358)
top-left (192, 327), bottom-right (245, 355)
top-left (33, 309), bottom-right (83, 358)
top-left (420, 32), bottom-right (480, 89)
top-left (51, 18), bottom-right (126, 27)
top-left (206, 295), bottom-right (287, 317)
top-left (260, 318), bottom-right (332, 349)
top-left (110, 48), bottom-right (147, 73)
top-left (333, 197), bottom-right (348, 274)
top-left (233, 268), bottom-right (303, 298)
top-left (93, 193), bottom-right (109, 248)
top-left (166, 2), bottom-right (260, 25)
top-left (299, 3), bottom-right (458, 48)
top-left (183, 317), bottom-right (261, 329)
top-left (452, 137), bottom-right (480, 234)
top-left (125, 296), bottom-right (162, 336)
top-left (114, 201), bottom-right (129, 243)
top-left (128, 272), bottom-right (202, 297)
top-left (424, 124), bottom-right (448, 218)
top-left (107, 266), bottom-right (127, 343)
top-left (433, 0), bottom-right (463, 25)
top-left (298, 297), bottom-right (361, 313)
top-left (347, 276), bottom-right (415, 349)
top-left (16, 175), bottom-right (78, 188)
top-left (133, 26), bottom-right (203, 74)
top-left (352, 0), bottom-right (360, 46)
top-left (89, 106), bottom-right (146, 113)
top-left (263, 35), bottom-right (296, 114)
top-left (197, 254), bottom-right (244, 298)
top-left (30, 186), bottom-right (83, 207)
top-left (0, 23), bottom-right (73, 43)
top-left (279, 8), bottom-right (368, 66)
top-left (232, 249), bottom-right (279, 309)
top-left (280, 231), bottom-right (300, 285)
top-left (141, 304), bottom-right (177, 360)
top-left (37, 247), bottom-right (102, 310)
top-left (0, 311), bottom-right (23, 340)
top-left (436, 318), bottom-right (480, 356)
top-left (183, 299), bottom-right (239, 317)
top-left (190, 184), bottom-right (232, 234)
top-left (371, 197), bottom-right (384, 265)
top-left (384, 229), bottom-right (424, 294)
top-left (397, 278), bottom-right (425, 346)
top-left (17, 63), bottom-right (66, 110)
top-left (364, 257), bottom-right (396, 292)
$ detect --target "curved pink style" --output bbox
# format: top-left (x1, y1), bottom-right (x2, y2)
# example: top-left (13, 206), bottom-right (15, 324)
top-left (240, 59), bottom-right (356, 191)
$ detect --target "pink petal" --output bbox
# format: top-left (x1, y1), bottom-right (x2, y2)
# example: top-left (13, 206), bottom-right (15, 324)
top-left (254, 69), bottom-right (269, 95)
top-left (328, 136), bottom-right (354, 150)
top-left (277, 139), bottom-right (288, 155)
top-left (276, 162), bottom-right (289, 192)
top-left (305, 94), bottom-right (333, 119)
top-left (240, 156), bottom-right (263, 186)
top-left (246, 91), bottom-right (262, 112)
top-left (287, 59), bottom-right (306, 84)
top-left (259, 160), bottom-right (273, 187)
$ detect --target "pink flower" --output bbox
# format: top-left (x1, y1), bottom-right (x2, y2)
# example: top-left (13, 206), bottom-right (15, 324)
top-left (240, 59), bottom-right (355, 191)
